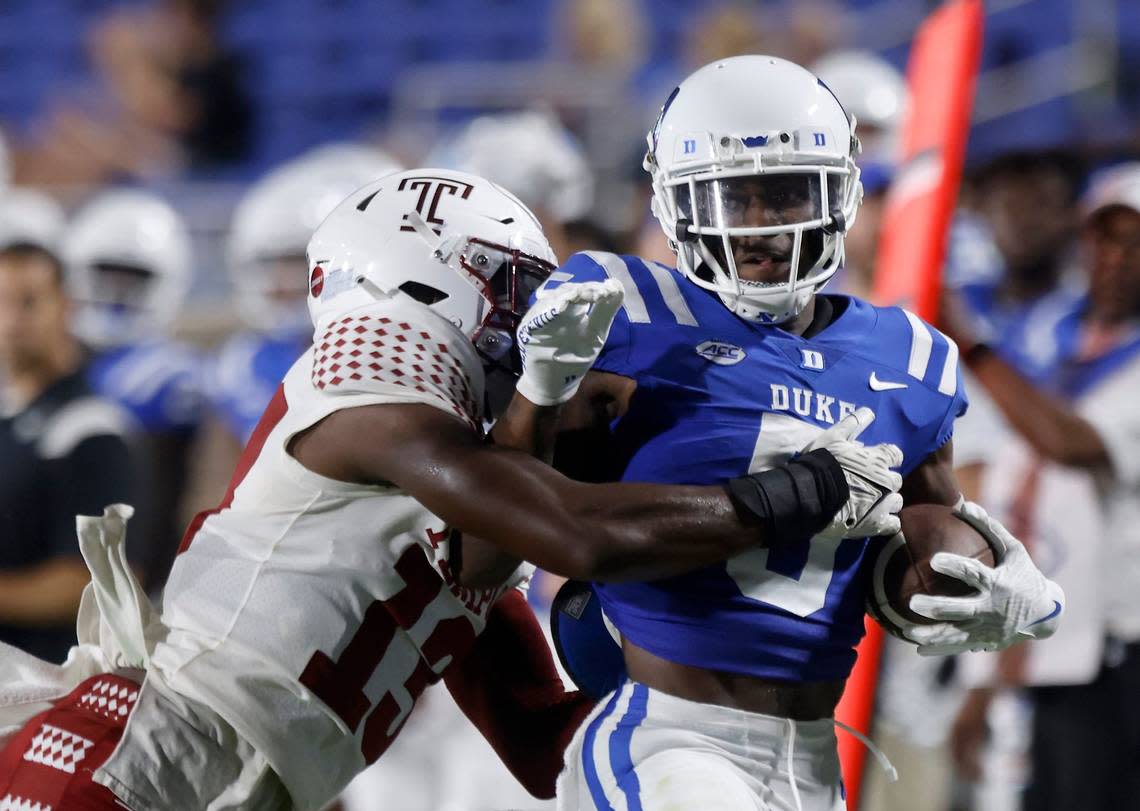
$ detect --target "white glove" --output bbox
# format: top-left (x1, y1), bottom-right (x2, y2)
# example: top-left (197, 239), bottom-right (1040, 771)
top-left (515, 279), bottom-right (625, 406)
top-left (905, 500), bottom-right (1065, 656)
top-left (801, 407), bottom-right (904, 540)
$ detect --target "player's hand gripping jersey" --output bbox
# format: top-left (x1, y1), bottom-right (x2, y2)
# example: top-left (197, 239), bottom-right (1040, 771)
top-left (547, 251), bottom-right (967, 682)
top-left (124, 296), bottom-right (529, 810)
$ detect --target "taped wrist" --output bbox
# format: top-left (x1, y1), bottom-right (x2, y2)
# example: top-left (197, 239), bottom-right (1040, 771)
top-left (727, 448), bottom-right (849, 544)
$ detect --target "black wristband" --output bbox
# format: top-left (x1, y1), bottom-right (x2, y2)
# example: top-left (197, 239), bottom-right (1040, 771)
top-left (726, 448), bottom-right (849, 545)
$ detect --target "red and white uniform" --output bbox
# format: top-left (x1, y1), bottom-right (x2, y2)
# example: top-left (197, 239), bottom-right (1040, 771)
top-left (94, 298), bottom-right (529, 809)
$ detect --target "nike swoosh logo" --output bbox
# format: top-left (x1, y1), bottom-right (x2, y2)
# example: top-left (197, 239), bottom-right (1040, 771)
top-left (1027, 600), bottom-right (1062, 627)
top-left (869, 372), bottom-right (908, 391)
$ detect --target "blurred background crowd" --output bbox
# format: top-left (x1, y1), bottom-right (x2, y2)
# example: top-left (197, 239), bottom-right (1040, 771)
top-left (1, 1), bottom-right (1138, 810)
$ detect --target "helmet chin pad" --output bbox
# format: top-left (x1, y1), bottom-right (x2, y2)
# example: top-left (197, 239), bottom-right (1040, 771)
top-left (718, 285), bottom-right (815, 324)
top-left (693, 229), bottom-right (828, 324)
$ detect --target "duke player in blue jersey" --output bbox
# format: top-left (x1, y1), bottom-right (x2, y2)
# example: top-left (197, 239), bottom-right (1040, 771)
top-left (63, 189), bottom-right (203, 591)
top-left (489, 56), bottom-right (1066, 811)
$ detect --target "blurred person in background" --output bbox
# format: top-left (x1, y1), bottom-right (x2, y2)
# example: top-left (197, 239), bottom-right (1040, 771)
top-left (430, 110), bottom-right (596, 265)
top-left (62, 188), bottom-right (201, 593)
top-left (952, 151), bottom-right (1084, 381)
top-left (428, 109), bottom-right (599, 595)
top-left (205, 143), bottom-right (399, 467)
top-left (556, 0), bottom-right (648, 83)
top-left (683, 3), bottom-right (773, 74)
top-left (0, 185), bottom-right (67, 382)
top-left (942, 163), bottom-right (1140, 811)
top-left (0, 233), bottom-right (137, 664)
top-left (13, 0), bottom-right (251, 189)
top-left (934, 150), bottom-right (1085, 808)
top-left (90, 0), bottom-right (251, 170)
top-left (811, 49), bottom-right (909, 301)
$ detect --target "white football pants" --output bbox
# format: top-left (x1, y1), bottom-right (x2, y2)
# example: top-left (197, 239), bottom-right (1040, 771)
top-left (557, 680), bottom-right (846, 811)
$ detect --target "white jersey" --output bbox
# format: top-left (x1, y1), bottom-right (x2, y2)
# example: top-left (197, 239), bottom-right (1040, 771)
top-left (103, 299), bottom-right (529, 810)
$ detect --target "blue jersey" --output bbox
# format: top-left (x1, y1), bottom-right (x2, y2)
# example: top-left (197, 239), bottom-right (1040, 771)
top-left (545, 252), bottom-right (968, 683)
top-left (945, 214), bottom-right (1081, 382)
top-left (208, 331), bottom-right (308, 443)
top-left (87, 341), bottom-right (203, 434)
top-left (1037, 296), bottom-right (1140, 398)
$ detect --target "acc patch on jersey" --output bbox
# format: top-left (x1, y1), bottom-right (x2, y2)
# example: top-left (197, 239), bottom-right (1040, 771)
top-left (696, 340), bottom-right (746, 366)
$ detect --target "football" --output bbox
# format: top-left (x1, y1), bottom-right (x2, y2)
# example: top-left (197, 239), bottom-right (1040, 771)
top-left (867, 503), bottom-right (997, 640)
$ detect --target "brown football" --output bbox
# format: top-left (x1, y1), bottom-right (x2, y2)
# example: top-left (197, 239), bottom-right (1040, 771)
top-left (867, 503), bottom-right (997, 639)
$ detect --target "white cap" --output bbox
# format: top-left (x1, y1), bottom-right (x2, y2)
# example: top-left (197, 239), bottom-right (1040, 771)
top-left (0, 188), bottom-right (66, 254)
top-left (1083, 162), bottom-right (1140, 220)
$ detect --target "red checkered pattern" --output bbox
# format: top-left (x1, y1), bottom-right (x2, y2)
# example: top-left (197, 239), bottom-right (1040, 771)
top-left (21, 725), bottom-right (92, 775)
top-left (312, 314), bottom-right (481, 427)
top-left (0, 674), bottom-right (139, 809)
top-left (76, 679), bottom-right (140, 722)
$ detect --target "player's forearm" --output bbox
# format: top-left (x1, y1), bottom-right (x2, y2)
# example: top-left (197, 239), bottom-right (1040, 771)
top-left (457, 395), bottom-right (565, 589)
top-left (490, 396), bottom-right (724, 583)
top-left (0, 558), bottom-right (90, 625)
top-left (377, 406), bottom-right (843, 583)
top-left (439, 470), bottom-right (757, 583)
top-left (567, 447), bottom-right (856, 581)
top-left (968, 348), bottom-right (1110, 469)
top-left (564, 482), bottom-right (762, 582)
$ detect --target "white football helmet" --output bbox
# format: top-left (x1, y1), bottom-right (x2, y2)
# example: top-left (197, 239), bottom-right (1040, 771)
top-left (228, 143), bottom-right (402, 334)
top-left (64, 189), bottom-right (192, 347)
top-left (306, 168), bottom-right (556, 372)
top-left (0, 188), bottom-right (66, 254)
top-left (646, 55), bottom-right (863, 324)
top-left (429, 111), bottom-right (594, 224)
top-left (811, 50), bottom-right (907, 159)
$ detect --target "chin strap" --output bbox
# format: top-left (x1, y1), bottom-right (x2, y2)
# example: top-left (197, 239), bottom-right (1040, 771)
top-left (822, 210), bottom-right (847, 235)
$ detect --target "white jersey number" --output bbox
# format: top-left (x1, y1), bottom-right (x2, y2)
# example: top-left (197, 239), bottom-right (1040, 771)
top-left (725, 412), bottom-right (843, 617)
